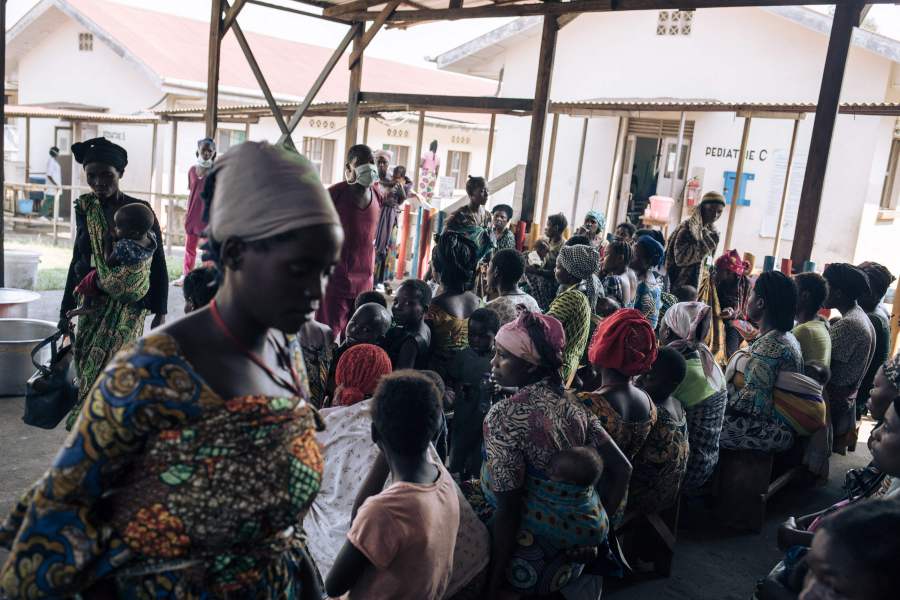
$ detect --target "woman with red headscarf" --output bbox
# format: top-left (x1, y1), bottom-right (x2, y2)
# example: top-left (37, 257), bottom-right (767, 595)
top-left (578, 308), bottom-right (659, 468)
top-left (471, 307), bottom-right (631, 598)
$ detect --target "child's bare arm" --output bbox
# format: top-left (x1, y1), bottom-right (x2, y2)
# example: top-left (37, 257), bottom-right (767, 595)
top-left (325, 540), bottom-right (372, 598)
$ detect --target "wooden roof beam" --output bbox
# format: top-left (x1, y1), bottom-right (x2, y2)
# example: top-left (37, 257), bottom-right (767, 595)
top-left (343, 0), bottom-right (894, 22)
top-left (358, 91), bottom-right (533, 112)
top-left (222, 0), bottom-right (248, 33)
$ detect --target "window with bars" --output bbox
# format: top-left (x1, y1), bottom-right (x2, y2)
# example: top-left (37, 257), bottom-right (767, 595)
top-left (880, 138), bottom-right (900, 211)
top-left (303, 137), bottom-right (336, 184)
top-left (446, 150), bottom-right (470, 190)
top-left (382, 144), bottom-right (410, 173)
top-left (78, 33), bottom-right (93, 51)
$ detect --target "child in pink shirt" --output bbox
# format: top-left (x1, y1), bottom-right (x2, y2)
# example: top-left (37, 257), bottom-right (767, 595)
top-left (325, 370), bottom-right (460, 600)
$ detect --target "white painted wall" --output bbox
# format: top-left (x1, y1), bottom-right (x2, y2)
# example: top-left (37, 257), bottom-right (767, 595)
top-left (479, 7), bottom-right (897, 268)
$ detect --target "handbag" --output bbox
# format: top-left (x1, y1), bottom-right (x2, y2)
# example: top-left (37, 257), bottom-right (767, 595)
top-left (23, 329), bottom-right (78, 429)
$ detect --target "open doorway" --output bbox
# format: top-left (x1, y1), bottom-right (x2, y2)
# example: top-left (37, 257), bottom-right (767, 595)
top-left (615, 118), bottom-right (693, 226)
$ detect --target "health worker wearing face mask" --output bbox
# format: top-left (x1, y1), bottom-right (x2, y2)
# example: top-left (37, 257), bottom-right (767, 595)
top-left (316, 144), bottom-right (384, 335)
top-left (176, 137), bottom-right (217, 285)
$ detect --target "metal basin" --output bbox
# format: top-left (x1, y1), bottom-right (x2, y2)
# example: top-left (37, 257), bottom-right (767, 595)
top-left (0, 288), bottom-right (41, 318)
top-left (0, 318), bottom-right (57, 396)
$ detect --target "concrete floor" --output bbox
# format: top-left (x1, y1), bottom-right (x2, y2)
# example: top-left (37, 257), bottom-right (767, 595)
top-left (0, 287), bottom-right (875, 598)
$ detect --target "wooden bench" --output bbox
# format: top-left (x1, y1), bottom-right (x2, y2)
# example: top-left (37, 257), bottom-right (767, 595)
top-left (617, 497), bottom-right (681, 577)
top-left (714, 448), bottom-right (806, 533)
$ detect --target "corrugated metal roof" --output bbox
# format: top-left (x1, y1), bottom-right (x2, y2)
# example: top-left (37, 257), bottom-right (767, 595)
top-left (549, 99), bottom-right (900, 117)
top-left (4, 104), bottom-right (160, 123)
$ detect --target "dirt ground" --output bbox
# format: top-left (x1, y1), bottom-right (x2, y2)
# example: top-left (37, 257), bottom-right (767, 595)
top-left (0, 286), bottom-right (874, 598)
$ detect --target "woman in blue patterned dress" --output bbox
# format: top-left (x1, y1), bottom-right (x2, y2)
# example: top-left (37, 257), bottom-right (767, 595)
top-left (629, 234), bottom-right (665, 329)
top-left (1, 142), bottom-right (340, 598)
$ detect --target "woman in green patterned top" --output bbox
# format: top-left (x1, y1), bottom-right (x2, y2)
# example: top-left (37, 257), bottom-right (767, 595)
top-left (58, 138), bottom-right (169, 429)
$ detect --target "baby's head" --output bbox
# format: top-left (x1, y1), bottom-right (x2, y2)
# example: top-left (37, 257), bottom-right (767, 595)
top-left (183, 266), bottom-right (218, 313)
top-left (548, 447), bottom-right (604, 488)
top-left (113, 203), bottom-right (154, 240)
top-left (534, 238), bottom-right (551, 260)
top-left (595, 296), bottom-right (621, 319)
top-left (392, 165), bottom-right (407, 181)
top-left (804, 360), bottom-right (831, 386)
top-left (346, 302), bottom-right (391, 345)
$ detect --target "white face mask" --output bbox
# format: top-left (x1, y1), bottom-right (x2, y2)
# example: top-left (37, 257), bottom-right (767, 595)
top-left (197, 157), bottom-right (214, 168)
top-left (350, 163), bottom-right (378, 188)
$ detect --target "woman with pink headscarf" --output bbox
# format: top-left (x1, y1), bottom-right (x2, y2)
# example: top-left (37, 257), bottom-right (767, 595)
top-left (469, 307), bottom-right (631, 598)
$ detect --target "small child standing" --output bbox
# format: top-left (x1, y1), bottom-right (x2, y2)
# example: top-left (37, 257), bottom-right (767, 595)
top-left (600, 240), bottom-right (634, 308)
top-left (446, 308), bottom-right (500, 479)
top-left (326, 370), bottom-right (460, 600)
top-left (67, 203), bottom-right (157, 318)
top-left (383, 279), bottom-right (433, 370)
top-left (176, 137), bottom-right (216, 285)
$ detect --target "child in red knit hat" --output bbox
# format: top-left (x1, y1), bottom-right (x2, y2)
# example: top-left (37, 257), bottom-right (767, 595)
top-left (334, 343), bottom-right (393, 407)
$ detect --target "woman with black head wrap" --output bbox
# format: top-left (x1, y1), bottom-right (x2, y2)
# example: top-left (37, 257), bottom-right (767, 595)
top-left (57, 137), bottom-right (168, 429)
top-left (823, 263), bottom-right (876, 452)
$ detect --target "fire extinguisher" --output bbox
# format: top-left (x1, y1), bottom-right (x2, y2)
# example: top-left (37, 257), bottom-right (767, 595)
top-left (685, 177), bottom-right (701, 207)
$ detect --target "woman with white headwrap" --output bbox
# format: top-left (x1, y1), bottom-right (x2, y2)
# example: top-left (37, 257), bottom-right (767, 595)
top-left (659, 301), bottom-right (728, 490)
top-left (1, 142), bottom-right (341, 598)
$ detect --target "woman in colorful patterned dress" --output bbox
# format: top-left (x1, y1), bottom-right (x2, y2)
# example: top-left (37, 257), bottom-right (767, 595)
top-left (720, 271), bottom-right (804, 453)
top-left (58, 137), bottom-right (169, 429)
top-left (1, 142), bottom-right (340, 598)
top-left (471, 307), bottom-right (631, 598)
top-left (629, 234), bottom-right (665, 329)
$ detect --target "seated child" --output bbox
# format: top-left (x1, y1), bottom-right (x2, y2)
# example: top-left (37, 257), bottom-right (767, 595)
top-left (673, 285), bottom-right (698, 303)
top-left (325, 370), bottom-right (460, 600)
top-left (446, 308), bottom-right (500, 479)
top-left (355, 290), bottom-right (388, 311)
top-left (631, 347), bottom-right (690, 515)
top-left (383, 279), bottom-right (432, 370)
top-left (182, 266), bottom-right (218, 313)
top-left (67, 202), bottom-right (156, 318)
top-left (599, 240), bottom-right (634, 308)
top-left (327, 302), bottom-right (392, 403)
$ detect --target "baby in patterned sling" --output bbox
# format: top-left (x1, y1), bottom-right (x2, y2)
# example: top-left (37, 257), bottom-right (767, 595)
top-left (67, 202), bottom-right (157, 318)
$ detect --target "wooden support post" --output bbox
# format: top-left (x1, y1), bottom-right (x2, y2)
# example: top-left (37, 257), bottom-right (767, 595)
top-left (413, 110), bottom-right (425, 191)
top-left (70, 121), bottom-right (81, 245)
top-left (206, 0), bottom-right (224, 139)
top-left (891, 277), bottom-right (900, 357)
top-left (571, 117), bottom-right (589, 227)
top-left (221, 0), bottom-right (247, 33)
top-left (24, 117), bottom-right (30, 182)
top-left (348, 0), bottom-right (401, 68)
top-left (606, 116), bottom-right (627, 238)
top-left (345, 25), bottom-right (365, 154)
top-left (363, 117), bottom-right (370, 144)
top-left (773, 118), bottom-right (800, 259)
top-left (167, 120), bottom-right (179, 256)
top-left (723, 116), bottom-right (752, 252)
top-left (539, 112), bottom-right (559, 228)
top-left (790, 0), bottom-right (864, 267)
top-left (484, 113), bottom-right (496, 180)
top-left (150, 122), bottom-right (159, 215)
top-left (520, 14), bottom-right (558, 224)
top-left (278, 24), bottom-right (359, 146)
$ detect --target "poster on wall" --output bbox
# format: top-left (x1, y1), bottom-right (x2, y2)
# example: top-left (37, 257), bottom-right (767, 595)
top-left (437, 176), bottom-right (456, 200)
top-left (759, 148), bottom-right (808, 240)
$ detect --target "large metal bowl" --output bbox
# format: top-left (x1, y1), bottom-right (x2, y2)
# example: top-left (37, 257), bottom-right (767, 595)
top-left (0, 319), bottom-right (57, 396)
